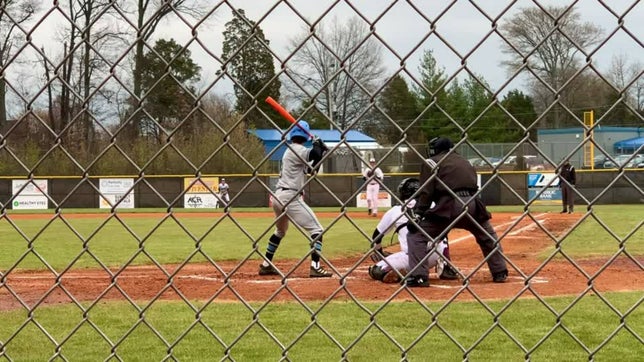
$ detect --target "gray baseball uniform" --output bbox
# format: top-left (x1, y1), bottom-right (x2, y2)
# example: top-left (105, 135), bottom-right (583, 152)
top-left (271, 143), bottom-right (323, 237)
top-left (218, 181), bottom-right (230, 203)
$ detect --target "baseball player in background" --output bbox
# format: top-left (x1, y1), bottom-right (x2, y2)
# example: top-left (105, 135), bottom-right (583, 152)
top-left (218, 178), bottom-right (230, 206)
top-left (362, 157), bottom-right (384, 217)
top-left (259, 120), bottom-right (332, 278)
top-left (368, 178), bottom-right (458, 283)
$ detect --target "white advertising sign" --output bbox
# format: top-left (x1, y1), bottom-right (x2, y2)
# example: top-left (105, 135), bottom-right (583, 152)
top-left (356, 191), bottom-right (391, 208)
top-left (12, 195), bottom-right (49, 210)
top-left (99, 178), bottom-right (135, 209)
top-left (11, 180), bottom-right (48, 209)
top-left (12, 179), bottom-right (49, 195)
top-left (183, 194), bottom-right (219, 208)
top-left (182, 177), bottom-right (220, 208)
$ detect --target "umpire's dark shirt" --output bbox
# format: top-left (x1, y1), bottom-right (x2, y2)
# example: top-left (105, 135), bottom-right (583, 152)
top-left (415, 152), bottom-right (478, 219)
top-left (560, 164), bottom-right (576, 185)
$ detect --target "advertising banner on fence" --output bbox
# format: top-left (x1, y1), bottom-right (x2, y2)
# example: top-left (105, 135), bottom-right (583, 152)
top-left (527, 172), bottom-right (561, 205)
top-left (99, 178), bottom-right (135, 209)
top-left (11, 179), bottom-right (49, 209)
top-left (356, 191), bottom-right (391, 208)
top-left (183, 177), bottom-right (219, 208)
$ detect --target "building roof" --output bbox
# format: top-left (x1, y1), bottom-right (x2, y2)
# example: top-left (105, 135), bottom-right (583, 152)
top-left (250, 129), bottom-right (376, 142)
top-left (249, 129), bottom-right (379, 161)
top-left (613, 136), bottom-right (644, 152)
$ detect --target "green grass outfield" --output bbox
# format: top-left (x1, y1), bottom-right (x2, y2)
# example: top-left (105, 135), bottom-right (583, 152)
top-left (0, 293), bottom-right (641, 361)
top-left (0, 205), bottom-right (641, 271)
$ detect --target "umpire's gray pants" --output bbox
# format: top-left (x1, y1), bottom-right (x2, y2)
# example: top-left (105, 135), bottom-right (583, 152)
top-left (407, 204), bottom-right (507, 279)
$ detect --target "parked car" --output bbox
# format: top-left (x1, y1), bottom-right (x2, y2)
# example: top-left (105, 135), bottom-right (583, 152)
top-left (583, 154), bottom-right (609, 169)
top-left (626, 154), bottom-right (644, 168)
top-left (603, 154), bottom-right (644, 168)
top-left (468, 157), bottom-right (501, 168)
top-left (494, 155), bottom-right (545, 171)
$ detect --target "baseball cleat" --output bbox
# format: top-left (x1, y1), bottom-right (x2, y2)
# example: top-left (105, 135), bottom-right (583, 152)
top-left (310, 265), bottom-right (332, 278)
top-left (439, 264), bottom-right (459, 280)
top-left (492, 270), bottom-right (508, 283)
top-left (402, 275), bottom-right (429, 288)
top-left (258, 264), bottom-right (279, 276)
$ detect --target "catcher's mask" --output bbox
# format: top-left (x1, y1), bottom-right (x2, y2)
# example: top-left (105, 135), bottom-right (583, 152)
top-left (397, 177), bottom-right (420, 201)
top-left (428, 137), bottom-right (454, 156)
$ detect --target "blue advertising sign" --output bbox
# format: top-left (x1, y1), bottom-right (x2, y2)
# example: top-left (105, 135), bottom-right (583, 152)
top-left (527, 173), bottom-right (562, 204)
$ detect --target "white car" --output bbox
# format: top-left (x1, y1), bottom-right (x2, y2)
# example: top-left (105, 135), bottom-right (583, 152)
top-left (603, 154), bottom-right (644, 168)
top-left (494, 155), bottom-right (544, 170)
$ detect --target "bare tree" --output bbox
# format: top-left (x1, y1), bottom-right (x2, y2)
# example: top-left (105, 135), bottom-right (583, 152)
top-left (286, 16), bottom-right (386, 131)
top-left (500, 5), bottom-right (603, 128)
top-left (0, 0), bottom-right (38, 123)
top-left (43, 0), bottom-right (125, 158)
top-left (608, 53), bottom-right (642, 113)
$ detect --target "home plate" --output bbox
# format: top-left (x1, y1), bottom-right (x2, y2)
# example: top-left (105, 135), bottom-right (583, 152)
top-left (431, 284), bottom-right (461, 289)
top-left (524, 276), bottom-right (549, 283)
top-left (248, 276), bottom-right (358, 284)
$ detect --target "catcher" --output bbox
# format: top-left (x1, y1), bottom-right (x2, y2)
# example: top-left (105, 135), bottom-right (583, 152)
top-left (368, 178), bottom-right (459, 283)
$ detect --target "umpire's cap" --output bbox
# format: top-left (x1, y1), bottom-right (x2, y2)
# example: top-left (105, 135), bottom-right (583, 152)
top-left (289, 120), bottom-right (311, 141)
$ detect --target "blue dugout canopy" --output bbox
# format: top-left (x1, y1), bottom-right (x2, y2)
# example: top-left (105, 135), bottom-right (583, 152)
top-left (249, 129), bottom-right (379, 161)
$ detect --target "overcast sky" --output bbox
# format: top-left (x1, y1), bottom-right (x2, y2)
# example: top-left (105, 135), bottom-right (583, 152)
top-left (162, 0), bottom-right (643, 99)
top-left (26, 0), bottom-right (644, 104)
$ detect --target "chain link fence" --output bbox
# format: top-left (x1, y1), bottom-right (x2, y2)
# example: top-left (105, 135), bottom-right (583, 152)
top-left (1, 1), bottom-right (642, 360)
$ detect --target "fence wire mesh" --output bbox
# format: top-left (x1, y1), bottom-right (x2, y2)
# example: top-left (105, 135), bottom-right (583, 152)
top-left (0, 0), bottom-right (643, 361)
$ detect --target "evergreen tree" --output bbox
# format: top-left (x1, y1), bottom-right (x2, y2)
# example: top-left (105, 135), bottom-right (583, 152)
top-left (462, 76), bottom-right (504, 142)
top-left (370, 74), bottom-right (421, 145)
top-left (140, 38), bottom-right (201, 143)
top-left (443, 78), bottom-right (468, 130)
top-left (222, 9), bottom-right (281, 129)
top-left (414, 50), bottom-right (457, 140)
top-left (501, 89), bottom-right (537, 141)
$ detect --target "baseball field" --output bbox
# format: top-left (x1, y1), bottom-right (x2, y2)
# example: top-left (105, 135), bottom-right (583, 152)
top-left (0, 205), bottom-right (642, 360)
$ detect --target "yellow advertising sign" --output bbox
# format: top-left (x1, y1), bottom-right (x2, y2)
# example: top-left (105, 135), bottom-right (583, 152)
top-left (184, 177), bottom-right (218, 194)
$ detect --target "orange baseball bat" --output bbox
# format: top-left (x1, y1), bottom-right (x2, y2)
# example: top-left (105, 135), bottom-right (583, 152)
top-left (265, 96), bottom-right (314, 139)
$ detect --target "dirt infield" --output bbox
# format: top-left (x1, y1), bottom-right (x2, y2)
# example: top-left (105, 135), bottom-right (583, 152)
top-left (1, 212), bottom-right (642, 310)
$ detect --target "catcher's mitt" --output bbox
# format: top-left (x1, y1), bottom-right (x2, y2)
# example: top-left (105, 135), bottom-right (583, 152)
top-left (382, 268), bottom-right (407, 284)
top-left (368, 265), bottom-right (386, 281)
top-left (367, 170), bottom-right (373, 177)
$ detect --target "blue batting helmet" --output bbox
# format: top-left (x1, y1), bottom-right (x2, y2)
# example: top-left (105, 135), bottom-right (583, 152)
top-left (289, 120), bottom-right (311, 141)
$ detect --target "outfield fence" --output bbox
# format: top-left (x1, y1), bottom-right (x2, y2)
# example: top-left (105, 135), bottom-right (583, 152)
top-left (0, 1), bottom-right (642, 360)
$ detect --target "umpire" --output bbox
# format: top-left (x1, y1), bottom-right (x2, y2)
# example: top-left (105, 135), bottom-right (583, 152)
top-left (559, 159), bottom-right (576, 214)
top-left (404, 137), bottom-right (508, 287)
